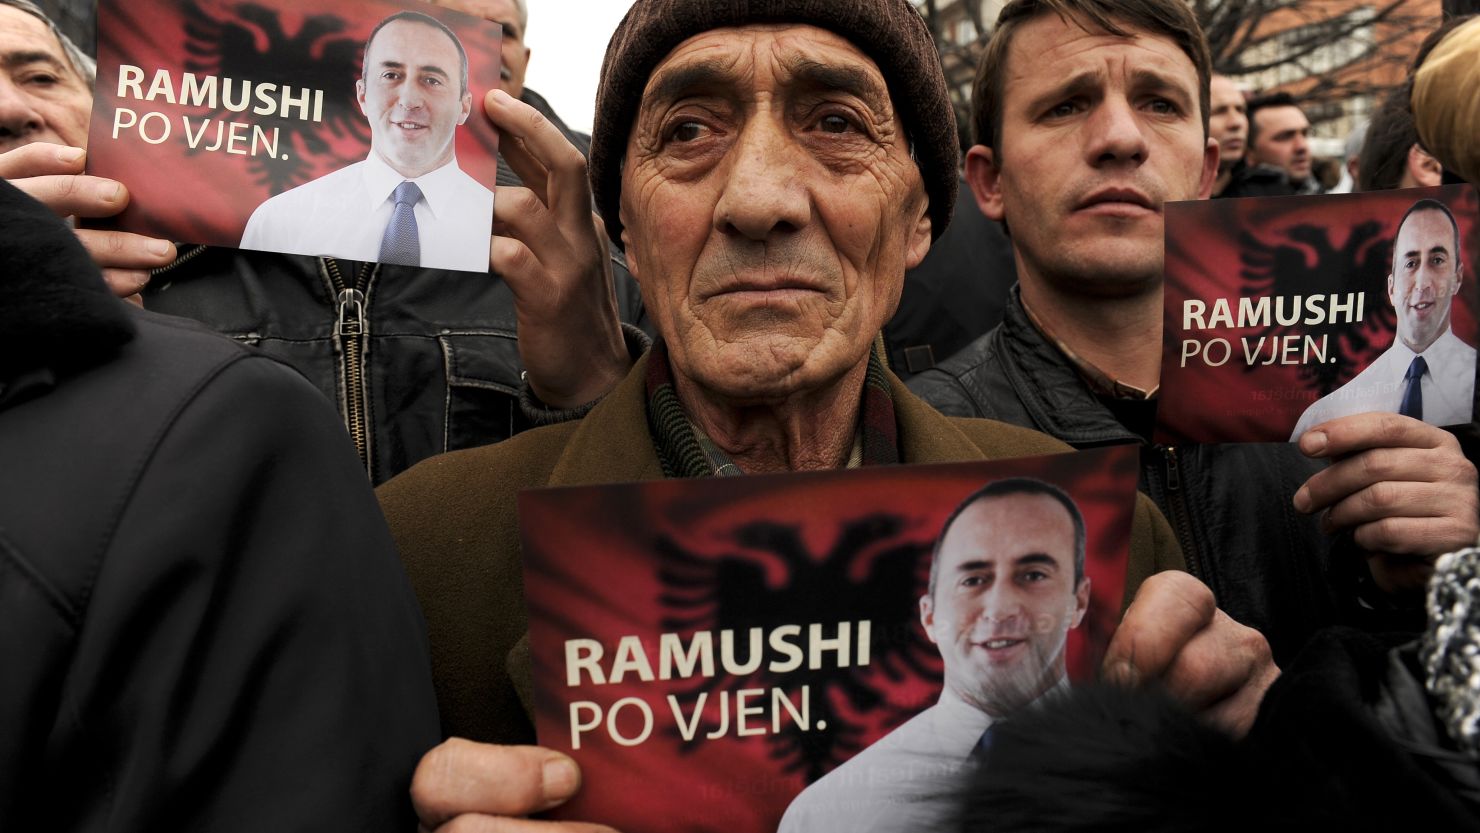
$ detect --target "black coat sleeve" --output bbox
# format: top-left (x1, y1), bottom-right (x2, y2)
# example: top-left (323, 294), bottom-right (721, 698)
top-left (2, 354), bottom-right (440, 831)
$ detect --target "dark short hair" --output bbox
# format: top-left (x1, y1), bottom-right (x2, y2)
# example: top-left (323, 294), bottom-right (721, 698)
top-left (1245, 91), bottom-right (1302, 148)
top-left (364, 10), bottom-right (469, 96)
top-left (1395, 198), bottom-right (1461, 268)
top-left (971, 0), bottom-right (1211, 157)
top-left (928, 478), bottom-right (1087, 597)
top-left (1357, 89), bottom-right (1421, 192)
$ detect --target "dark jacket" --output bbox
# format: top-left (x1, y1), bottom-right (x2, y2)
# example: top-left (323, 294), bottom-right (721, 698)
top-left (144, 248), bottom-right (648, 485)
top-left (909, 287), bottom-right (1362, 665)
top-left (0, 181), bottom-right (439, 830)
top-left (1216, 161), bottom-right (1302, 199)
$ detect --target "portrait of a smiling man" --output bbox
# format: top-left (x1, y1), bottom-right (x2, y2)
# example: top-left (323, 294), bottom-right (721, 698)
top-left (1291, 197), bottom-right (1477, 439)
top-left (779, 478), bottom-right (1091, 833)
top-left (240, 10), bottom-right (494, 272)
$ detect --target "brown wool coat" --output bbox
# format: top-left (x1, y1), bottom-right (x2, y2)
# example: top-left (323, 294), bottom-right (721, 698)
top-left (377, 353), bottom-right (1185, 743)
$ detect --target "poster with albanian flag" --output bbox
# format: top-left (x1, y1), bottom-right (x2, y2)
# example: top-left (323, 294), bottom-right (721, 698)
top-left (519, 447), bottom-right (1138, 832)
top-left (1157, 185), bottom-right (1479, 444)
top-left (86, 0), bottom-right (502, 272)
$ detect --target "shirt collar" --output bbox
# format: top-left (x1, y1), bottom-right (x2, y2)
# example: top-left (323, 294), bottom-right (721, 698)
top-left (359, 152), bottom-right (462, 219)
top-left (1020, 294), bottom-right (1159, 400)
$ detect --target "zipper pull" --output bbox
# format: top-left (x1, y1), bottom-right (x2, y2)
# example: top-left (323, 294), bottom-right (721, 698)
top-left (1164, 446), bottom-right (1181, 491)
top-left (336, 288), bottom-right (367, 337)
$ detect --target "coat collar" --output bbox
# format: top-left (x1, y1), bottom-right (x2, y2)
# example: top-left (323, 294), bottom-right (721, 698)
top-left (0, 179), bottom-right (133, 382)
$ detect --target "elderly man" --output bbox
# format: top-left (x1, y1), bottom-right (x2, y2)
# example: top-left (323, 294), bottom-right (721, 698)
top-left (779, 479), bottom-right (1092, 832)
top-left (382, 1), bottom-right (1279, 829)
top-left (910, 0), bottom-right (1478, 664)
top-left (0, 0), bottom-right (642, 484)
top-left (241, 11), bottom-right (493, 271)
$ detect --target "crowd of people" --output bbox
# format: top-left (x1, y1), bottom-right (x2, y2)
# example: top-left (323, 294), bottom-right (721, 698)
top-left (2, 0), bottom-right (1479, 830)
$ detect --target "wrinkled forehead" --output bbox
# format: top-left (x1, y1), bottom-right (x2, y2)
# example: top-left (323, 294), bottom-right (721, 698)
top-left (638, 23), bottom-right (895, 120)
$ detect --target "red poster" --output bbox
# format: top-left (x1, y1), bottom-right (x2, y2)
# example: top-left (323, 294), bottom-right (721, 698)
top-left (520, 448), bottom-right (1138, 832)
top-left (1158, 185), bottom-right (1479, 443)
top-left (86, 0), bottom-right (501, 272)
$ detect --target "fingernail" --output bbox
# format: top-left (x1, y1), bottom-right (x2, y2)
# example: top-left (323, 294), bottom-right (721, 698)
top-left (1303, 431), bottom-right (1327, 456)
top-left (1292, 487), bottom-right (1311, 513)
top-left (491, 88), bottom-right (512, 104)
top-left (149, 239), bottom-right (172, 257)
top-left (98, 181), bottom-right (124, 202)
top-left (542, 757), bottom-right (579, 803)
top-left (57, 146), bottom-right (84, 163)
top-left (1105, 658), bottom-right (1140, 687)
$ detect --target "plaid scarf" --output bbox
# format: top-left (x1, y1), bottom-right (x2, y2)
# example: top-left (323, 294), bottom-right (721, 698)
top-left (645, 340), bottom-right (900, 478)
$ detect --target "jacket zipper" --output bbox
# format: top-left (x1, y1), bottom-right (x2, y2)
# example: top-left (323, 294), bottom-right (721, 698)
top-left (1161, 446), bottom-right (1211, 589)
top-left (149, 243), bottom-right (210, 278)
top-left (326, 258), bottom-right (376, 477)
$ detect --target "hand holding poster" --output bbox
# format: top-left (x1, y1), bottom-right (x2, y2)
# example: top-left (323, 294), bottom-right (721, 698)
top-left (86, 0), bottom-right (502, 272)
top-left (519, 447), bottom-right (1138, 832)
top-left (1157, 186), bottom-right (1479, 443)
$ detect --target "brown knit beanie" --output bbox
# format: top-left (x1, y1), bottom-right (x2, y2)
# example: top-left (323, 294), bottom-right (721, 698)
top-left (1412, 16), bottom-right (1480, 188)
top-left (589, 0), bottom-right (958, 249)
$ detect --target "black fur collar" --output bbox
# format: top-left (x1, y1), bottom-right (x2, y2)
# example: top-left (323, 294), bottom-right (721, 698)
top-left (0, 178), bottom-right (134, 379)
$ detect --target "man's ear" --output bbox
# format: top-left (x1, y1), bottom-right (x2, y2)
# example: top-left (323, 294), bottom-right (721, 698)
top-left (458, 90), bottom-right (472, 126)
top-left (1070, 577), bottom-right (1091, 629)
top-left (1198, 136), bottom-right (1219, 199)
top-left (964, 144), bottom-right (1006, 222)
top-left (356, 78), bottom-right (368, 116)
top-left (1388, 273), bottom-right (1396, 307)
top-left (1407, 143), bottom-right (1443, 188)
top-left (904, 199), bottom-right (933, 271)
top-left (919, 594), bottom-right (939, 644)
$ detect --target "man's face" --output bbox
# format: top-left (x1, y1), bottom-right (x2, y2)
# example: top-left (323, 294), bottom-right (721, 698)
top-left (426, 0), bottom-right (529, 98)
top-left (921, 493), bottom-right (1090, 717)
top-left (966, 15), bottom-right (1216, 299)
top-left (1389, 208), bottom-right (1464, 353)
top-left (0, 5), bottom-right (92, 152)
top-left (620, 24), bottom-right (932, 403)
top-left (1208, 75), bottom-right (1246, 172)
top-left (1248, 104), bottom-right (1311, 184)
top-left (357, 19), bottom-right (471, 178)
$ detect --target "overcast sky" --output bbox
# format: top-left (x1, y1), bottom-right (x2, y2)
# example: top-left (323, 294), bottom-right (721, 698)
top-left (522, 0), bottom-right (638, 135)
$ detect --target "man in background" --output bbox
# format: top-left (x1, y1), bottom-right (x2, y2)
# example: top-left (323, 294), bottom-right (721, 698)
top-left (1208, 73), bottom-right (1248, 197)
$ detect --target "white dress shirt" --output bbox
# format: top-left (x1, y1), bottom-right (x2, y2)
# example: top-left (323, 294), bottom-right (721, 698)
top-left (1290, 329), bottom-right (1477, 439)
top-left (776, 680), bottom-right (1066, 833)
top-left (240, 153), bottom-right (494, 273)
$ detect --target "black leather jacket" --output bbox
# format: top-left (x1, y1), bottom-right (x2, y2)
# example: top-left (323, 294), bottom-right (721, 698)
top-left (144, 247), bottom-right (648, 485)
top-left (909, 287), bottom-right (1367, 664)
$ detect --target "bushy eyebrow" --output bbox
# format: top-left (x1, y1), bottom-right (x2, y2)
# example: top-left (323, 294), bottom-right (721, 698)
top-left (1025, 66), bottom-right (1194, 114)
top-left (644, 59), bottom-right (736, 110)
top-left (2, 49), bottom-right (66, 72)
top-left (784, 57), bottom-right (889, 113)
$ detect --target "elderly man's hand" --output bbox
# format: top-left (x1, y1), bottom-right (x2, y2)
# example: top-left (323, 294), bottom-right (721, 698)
top-left (410, 738), bottom-right (620, 833)
top-left (481, 89), bottom-right (630, 409)
top-left (1103, 572), bottom-right (1279, 737)
top-left (0, 142), bottom-right (176, 304)
top-left (1294, 412), bottom-right (1480, 594)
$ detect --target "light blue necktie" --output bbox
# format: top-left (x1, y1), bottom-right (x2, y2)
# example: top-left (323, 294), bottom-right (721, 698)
top-left (378, 180), bottom-right (423, 266)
